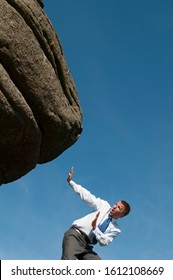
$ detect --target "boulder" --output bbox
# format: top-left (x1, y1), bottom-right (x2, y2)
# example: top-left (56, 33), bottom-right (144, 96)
top-left (0, 0), bottom-right (82, 185)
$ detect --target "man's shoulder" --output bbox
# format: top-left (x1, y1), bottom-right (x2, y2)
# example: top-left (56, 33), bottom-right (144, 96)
top-left (97, 199), bottom-right (111, 210)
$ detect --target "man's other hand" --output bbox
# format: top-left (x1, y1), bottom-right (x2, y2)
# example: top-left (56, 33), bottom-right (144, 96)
top-left (92, 212), bottom-right (100, 229)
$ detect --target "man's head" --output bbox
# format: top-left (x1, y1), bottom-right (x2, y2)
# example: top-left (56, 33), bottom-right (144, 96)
top-left (109, 200), bottom-right (131, 219)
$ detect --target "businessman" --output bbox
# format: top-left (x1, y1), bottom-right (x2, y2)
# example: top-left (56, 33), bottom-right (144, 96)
top-left (61, 168), bottom-right (130, 260)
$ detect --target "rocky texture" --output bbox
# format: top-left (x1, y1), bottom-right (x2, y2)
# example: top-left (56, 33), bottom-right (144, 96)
top-left (0, 0), bottom-right (82, 185)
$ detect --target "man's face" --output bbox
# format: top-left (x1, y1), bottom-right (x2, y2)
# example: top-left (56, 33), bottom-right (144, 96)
top-left (109, 201), bottom-right (125, 219)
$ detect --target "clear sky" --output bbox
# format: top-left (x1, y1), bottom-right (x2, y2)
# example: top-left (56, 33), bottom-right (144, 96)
top-left (0, 0), bottom-right (173, 260)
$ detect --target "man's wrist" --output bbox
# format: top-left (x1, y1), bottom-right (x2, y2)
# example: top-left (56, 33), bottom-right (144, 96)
top-left (68, 180), bottom-right (75, 186)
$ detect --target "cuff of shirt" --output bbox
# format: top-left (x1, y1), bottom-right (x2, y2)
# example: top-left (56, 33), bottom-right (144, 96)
top-left (68, 180), bottom-right (75, 187)
top-left (93, 226), bottom-right (103, 237)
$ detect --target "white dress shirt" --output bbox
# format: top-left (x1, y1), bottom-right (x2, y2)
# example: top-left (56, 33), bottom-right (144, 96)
top-left (69, 180), bottom-right (121, 246)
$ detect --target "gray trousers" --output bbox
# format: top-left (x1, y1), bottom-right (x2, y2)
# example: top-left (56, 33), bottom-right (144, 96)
top-left (61, 228), bottom-right (101, 260)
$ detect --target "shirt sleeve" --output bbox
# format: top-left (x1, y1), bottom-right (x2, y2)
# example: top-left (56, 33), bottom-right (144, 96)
top-left (69, 180), bottom-right (106, 210)
top-left (93, 226), bottom-right (121, 246)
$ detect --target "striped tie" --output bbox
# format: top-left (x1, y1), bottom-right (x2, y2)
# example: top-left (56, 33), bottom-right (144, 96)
top-left (99, 215), bottom-right (112, 233)
top-left (92, 215), bottom-right (112, 244)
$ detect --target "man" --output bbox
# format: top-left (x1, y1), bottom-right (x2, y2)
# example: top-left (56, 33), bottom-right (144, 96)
top-left (61, 167), bottom-right (130, 260)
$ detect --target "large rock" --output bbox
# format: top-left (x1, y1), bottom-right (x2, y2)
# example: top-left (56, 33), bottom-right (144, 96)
top-left (0, 0), bottom-right (82, 185)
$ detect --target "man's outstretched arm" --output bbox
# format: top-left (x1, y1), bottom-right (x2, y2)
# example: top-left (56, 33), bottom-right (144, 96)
top-left (66, 167), bottom-right (107, 210)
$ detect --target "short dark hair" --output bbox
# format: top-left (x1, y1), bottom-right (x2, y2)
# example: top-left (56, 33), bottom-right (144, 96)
top-left (121, 200), bottom-right (131, 217)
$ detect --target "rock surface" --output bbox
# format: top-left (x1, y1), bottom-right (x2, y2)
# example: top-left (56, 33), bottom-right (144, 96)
top-left (0, 0), bottom-right (82, 185)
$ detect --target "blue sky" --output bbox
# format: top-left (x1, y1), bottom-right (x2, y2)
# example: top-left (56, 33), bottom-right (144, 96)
top-left (0, 0), bottom-right (173, 260)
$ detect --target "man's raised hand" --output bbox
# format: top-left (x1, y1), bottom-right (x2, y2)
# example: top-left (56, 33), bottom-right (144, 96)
top-left (67, 166), bottom-right (74, 182)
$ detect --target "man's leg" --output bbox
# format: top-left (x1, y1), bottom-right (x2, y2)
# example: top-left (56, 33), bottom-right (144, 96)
top-left (81, 246), bottom-right (102, 260)
top-left (61, 228), bottom-right (86, 260)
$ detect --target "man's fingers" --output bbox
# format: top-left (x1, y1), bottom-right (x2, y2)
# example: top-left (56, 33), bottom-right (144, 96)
top-left (70, 166), bottom-right (74, 173)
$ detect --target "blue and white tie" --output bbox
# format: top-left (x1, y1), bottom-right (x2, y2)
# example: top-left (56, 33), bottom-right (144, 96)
top-left (92, 215), bottom-right (112, 244)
